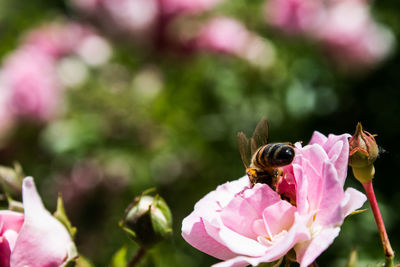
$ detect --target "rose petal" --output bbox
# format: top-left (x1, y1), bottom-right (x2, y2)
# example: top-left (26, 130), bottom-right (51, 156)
top-left (213, 213), bottom-right (311, 267)
top-left (341, 188), bottom-right (367, 217)
top-left (314, 162), bottom-right (344, 227)
top-left (262, 200), bottom-right (296, 237)
top-left (0, 211), bottom-right (24, 235)
top-left (10, 177), bottom-right (74, 267)
top-left (295, 227), bottom-right (340, 267)
top-left (220, 184), bottom-right (281, 239)
top-left (182, 213), bottom-right (236, 260)
top-left (323, 134), bottom-right (351, 186)
top-left (308, 131), bottom-right (328, 146)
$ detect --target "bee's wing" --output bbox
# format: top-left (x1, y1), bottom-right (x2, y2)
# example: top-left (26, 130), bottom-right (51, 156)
top-left (237, 132), bottom-right (251, 168)
top-left (251, 118), bottom-right (269, 153)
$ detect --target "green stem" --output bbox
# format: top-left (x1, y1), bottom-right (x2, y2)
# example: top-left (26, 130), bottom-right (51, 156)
top-left (362, 181), bottom-right (394, 267)
top-left (128, 247), bottom-right (146, 267)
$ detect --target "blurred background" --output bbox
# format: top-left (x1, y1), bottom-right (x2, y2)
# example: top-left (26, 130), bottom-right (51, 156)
top-left (0, 0), bottom-right (399, 266)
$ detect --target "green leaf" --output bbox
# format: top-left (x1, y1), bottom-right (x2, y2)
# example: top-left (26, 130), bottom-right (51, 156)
top-left (109, 246), bottom-right (128, 267)
top-left (53, 194), bottom-right (77, 238)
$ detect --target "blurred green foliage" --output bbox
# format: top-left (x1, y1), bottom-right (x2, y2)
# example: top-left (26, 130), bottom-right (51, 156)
top-left (0, 0), bottom-right (400, 266)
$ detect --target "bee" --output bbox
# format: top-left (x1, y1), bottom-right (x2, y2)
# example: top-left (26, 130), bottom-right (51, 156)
top-left (237, 118), bottom-right (295, 189)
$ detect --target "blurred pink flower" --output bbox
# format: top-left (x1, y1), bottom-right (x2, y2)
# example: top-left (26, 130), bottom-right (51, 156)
top-left (194, 17), bottom-right (276, 67)
top-left (23, 23), bottom-right (96, 59)
top-left (0, 177), bottom-right (75, 267)
top-left (0, 22), bottom-right (110, 125)
top-left (265, 0), bottom-right (394, 69)
top-left (315, 1), bottom-right (394, 68)
top-left (182, 132), bottom-right (366, 266)
top-left (102, 0), bottom-right (159, 36)
top-left (1, 47), bottom-right (61, 121)
top-left (265, 0), bottom-right (323, 35)
top-left (196, 17), bottom-right (250, 55)
top-left (70, 0), bottom-right (225, 46)
top-left (70, 0), bottom-right (160, 41)
top-left (159, 0), bottom-right (224, 15)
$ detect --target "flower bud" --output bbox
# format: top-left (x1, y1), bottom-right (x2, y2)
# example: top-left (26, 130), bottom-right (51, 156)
top-left (120, 189), bottom-right (172, 248)
top-left (349, 122), bottom-right (379, 183)
top-left (0, 163), bottom-right (24, 196)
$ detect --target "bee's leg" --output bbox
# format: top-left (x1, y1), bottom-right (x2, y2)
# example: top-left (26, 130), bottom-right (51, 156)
top-left (246, 168), bottom-right (258, 186)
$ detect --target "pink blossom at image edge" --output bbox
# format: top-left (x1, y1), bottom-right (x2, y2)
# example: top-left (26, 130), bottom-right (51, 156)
top-left (0, 177), bottom-right (75, 267)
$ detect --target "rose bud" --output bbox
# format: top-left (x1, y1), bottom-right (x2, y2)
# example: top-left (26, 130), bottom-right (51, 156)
top-left (349, 122), bottom-right (379, 182)
top-left (0, 163), bottom-right (24, 196)
top-left (120, 189), bottom-right (172, 248)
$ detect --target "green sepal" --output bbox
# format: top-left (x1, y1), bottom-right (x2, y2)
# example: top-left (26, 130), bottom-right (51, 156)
top-left (53, 194), bottom-right (77, 238)
top-left (345, 248), bottom-right (358, 267)
top-left (60, 243), bottom-right (79, 267)
top-left (109, 245), bottom-right (128, 267)
top-left (150, 194), bottom-right (173, 239)
top-left (0, 162), bottom-right (24, 196)
top-left (120, 188), bottom-right (173, 249)
top-left (256, 257), bottom-right (283, 267)
top-left (348, 209), bottom-right (368, 217)
top-left (6, 193), bottom-right (24, 213)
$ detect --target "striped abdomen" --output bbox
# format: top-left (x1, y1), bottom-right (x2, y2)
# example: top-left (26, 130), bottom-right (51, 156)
top-left (251, 143), bottom-right (295, 169)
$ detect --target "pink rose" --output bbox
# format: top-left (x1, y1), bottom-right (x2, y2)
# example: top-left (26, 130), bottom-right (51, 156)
top-left (265, 0), bottom-right (323, 35)
top-left (1, 47), bottom-right (61, 122)
top-left (0, 177), bottom-right (75, 267)
top-left (182, 132), bottom-right (367, 266)
top-left (23, 23), bottom-right (96, 59)
top-left (315, 1), bottom-right (394, 69)
top-left (194, 17), bottom-right (276, 67)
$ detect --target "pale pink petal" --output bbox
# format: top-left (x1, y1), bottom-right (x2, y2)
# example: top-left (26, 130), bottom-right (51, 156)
top-left (214, 213), bottom-right (310, 267)
top-left (10, 177), bottom-right (74, 267)
top-left (218, 223), bottom-right (267, 257)
top-left (295, 227), bottom-right (341, 267)
top-left (241, 184), bottom-right (282, 215)
top-left (181, 177), bottom-right (251, 260)
top-left (292, 161), bottom-right (309, 214)
top-left (308, 131), bottom-right (328, 146)
top-left (262, 201), bottom-right (296, 237)
top-left (220, 195), bottom-right (259, 239)
top-left (301, 157), bottom-right (323, 213)
top-left (220, 184), bottom-right (288, 239)
top-left (182, 214), bottom-right (236, 260)
top-left (0, 211), bottom-right (24, 235)
top-left (308, 132), bottom-right (350, 186)
top-left (299, 144), bottom-right (329, 176)
top-left (314, 162), bottom-right (344, 227)
top-left (196, 176), bottom-right (250, 210)
top-left (257, 212), bottom-right (310, 261)
top-left (341, 188), bottom-right (367, 217)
